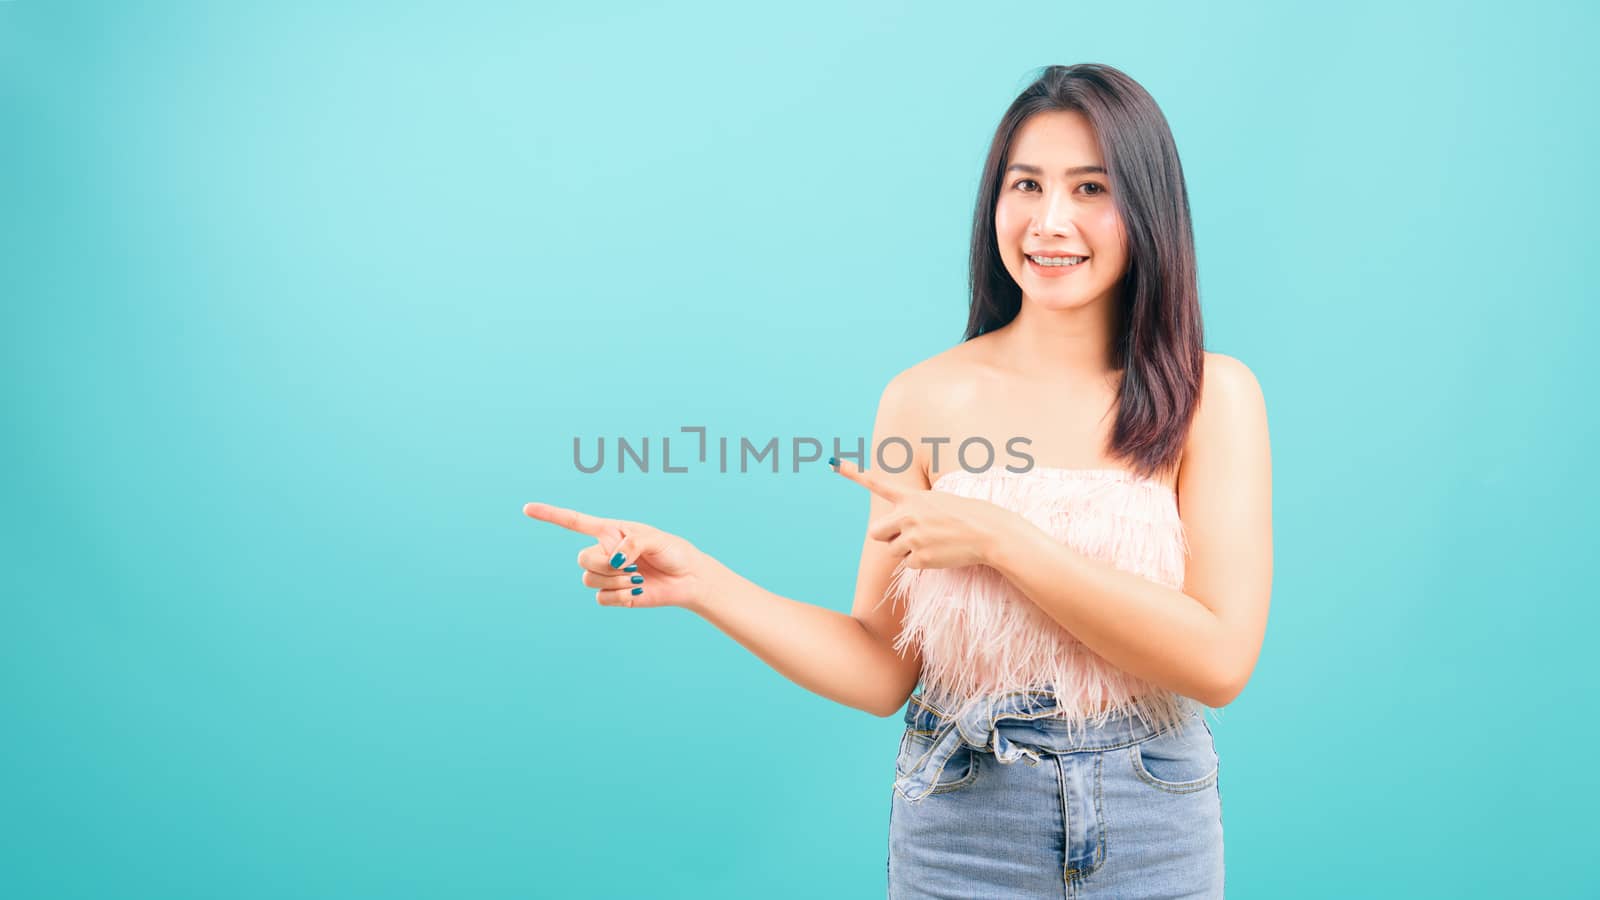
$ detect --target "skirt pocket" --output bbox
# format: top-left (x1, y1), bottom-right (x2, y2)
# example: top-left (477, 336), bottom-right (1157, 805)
top-left (895, 728), bottom-right (980, 795)
top-left (1129, 715), bottom-right (1218, 794)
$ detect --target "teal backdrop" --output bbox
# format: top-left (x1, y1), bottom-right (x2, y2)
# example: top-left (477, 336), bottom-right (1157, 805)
top-left (4, 1), bottom-right (1596, 897)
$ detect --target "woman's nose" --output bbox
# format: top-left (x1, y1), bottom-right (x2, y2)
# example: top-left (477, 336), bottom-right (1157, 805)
top-left (1033, 189), bottom-right (1075, 236)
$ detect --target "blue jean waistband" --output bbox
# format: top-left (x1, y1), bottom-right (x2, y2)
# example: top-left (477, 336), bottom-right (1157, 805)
top-left (895, 688), bottom-right (1199, 803)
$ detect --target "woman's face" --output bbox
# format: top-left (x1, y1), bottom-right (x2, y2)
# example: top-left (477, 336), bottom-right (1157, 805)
top-left (994, 110), bottom-right (1127, 312)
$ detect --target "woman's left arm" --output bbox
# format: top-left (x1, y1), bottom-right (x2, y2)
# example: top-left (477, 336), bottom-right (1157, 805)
top-left (985, 355), bottom-right (1274, 708)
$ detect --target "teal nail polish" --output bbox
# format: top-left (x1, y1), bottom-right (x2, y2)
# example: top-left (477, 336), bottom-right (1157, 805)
top-left (827, 456), bottom-right (838, 469)
top-left (631, 587), bottom-right (643, 596)
top-left (623, 565), bottom-right (638, 572)
top-left (610, 552), bottom-right (625, 568)
top-left (631, 575), bottom-right (644, 584)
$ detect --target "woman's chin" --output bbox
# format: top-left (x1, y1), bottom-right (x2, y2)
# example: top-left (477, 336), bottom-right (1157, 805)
top-left (1023, 292), bottom-right (1095, 312)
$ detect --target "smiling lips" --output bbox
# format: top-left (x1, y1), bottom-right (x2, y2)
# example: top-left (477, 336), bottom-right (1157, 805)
top-left (1025, 253), bottom-right (1088, 278)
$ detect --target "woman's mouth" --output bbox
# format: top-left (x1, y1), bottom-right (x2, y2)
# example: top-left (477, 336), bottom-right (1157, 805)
top-left (1025, 253), bottom-right (1088, 278)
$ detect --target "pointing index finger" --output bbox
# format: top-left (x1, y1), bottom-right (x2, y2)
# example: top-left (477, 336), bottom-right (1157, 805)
top-left (829, 458), bottom-right (905, 504)
top-left (523, 502), bottom-right (612, 538)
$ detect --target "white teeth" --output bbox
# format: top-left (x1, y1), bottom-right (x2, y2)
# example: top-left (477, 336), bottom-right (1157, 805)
top-left (1028, 254), bottom-right (1086, 267)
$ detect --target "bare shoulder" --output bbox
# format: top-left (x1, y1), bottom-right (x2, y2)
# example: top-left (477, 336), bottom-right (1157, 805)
top-left (872, 340), bottom-right (991, 483)
top-left (879, 338), bottom-right (990, 417)
top-left (1182, 351), bottom-right (1270, 483)
top-left (1200, 352), bottom-right (1265, 413)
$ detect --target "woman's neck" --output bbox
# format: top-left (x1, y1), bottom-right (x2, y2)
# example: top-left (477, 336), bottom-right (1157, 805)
top-left (989, 296), bottom-right (1118, 383)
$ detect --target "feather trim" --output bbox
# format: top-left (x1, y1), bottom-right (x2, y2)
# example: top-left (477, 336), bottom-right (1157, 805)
top-left (874, 467), bottom-right (1205, 742)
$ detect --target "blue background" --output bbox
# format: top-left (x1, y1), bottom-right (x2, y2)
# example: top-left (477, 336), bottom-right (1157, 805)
top-left (4, 1), bottom-right (1596, 897)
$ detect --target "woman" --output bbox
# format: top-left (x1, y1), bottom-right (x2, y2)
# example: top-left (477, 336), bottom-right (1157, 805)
top-left (527, 63), bottom-right (1272, 899)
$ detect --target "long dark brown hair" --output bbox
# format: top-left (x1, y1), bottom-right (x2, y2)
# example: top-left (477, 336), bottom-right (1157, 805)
top-left (966, 63), bottom-right (1203, 482)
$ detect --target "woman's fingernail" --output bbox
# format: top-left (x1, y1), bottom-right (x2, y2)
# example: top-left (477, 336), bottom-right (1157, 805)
top-left (631, 575), bottom-right (644, 584)
top-left (611, 552), bottom-right (626, 568)
top-left (827, 456), bottom-right (838, 469)
top-left (623, 565), bottom-right (638, 572)
top-left (631, 587), bottom-right (643, 596)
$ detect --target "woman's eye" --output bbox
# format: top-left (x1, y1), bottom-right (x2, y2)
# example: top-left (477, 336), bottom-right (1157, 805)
top-left (1011, 179), bottom-right (1105, 195)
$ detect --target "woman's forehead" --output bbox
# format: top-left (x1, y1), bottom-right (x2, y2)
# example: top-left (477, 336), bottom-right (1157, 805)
top-left (1008, 112), bottom-right (1102, 168)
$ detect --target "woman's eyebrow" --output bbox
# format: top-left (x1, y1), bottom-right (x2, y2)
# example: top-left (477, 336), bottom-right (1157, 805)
top-left (1004, 163), bottom-right (1106, 176)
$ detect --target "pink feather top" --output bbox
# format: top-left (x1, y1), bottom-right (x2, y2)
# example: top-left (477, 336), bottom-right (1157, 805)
top-left (879, 466), bottom-right (1207, 741)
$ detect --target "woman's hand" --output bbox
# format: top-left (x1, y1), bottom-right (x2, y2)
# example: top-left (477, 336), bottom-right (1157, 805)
top-left (523, 502), bottom-right (710, 610)
top-left (830, 458), bottom-right (1029, 570)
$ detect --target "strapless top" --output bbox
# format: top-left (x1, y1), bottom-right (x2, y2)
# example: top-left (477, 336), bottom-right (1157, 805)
top-left (878, 466), bottom-right (1205, 741)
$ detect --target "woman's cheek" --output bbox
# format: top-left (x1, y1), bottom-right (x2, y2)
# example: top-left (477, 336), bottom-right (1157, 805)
top-left (994, 199), bottom-right (1025, 239)
top-left (993, 208), bottom-right (1023, 272)
top-left (1087, 206), bottom-right (1124, 251)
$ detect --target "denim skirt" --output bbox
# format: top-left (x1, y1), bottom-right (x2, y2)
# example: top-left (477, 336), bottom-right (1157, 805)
top-left (887, 689), bottom-right (1225, 899)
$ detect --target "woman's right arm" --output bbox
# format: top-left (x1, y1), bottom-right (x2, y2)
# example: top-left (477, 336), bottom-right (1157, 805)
top-left (683, 372), bottom-right (928, 718)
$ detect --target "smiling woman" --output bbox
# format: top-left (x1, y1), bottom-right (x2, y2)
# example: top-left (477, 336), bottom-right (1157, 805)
top-left (525, 61), bottom-right (1268, 900)
top-left (859, 63), bottom-right (1266, 899)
